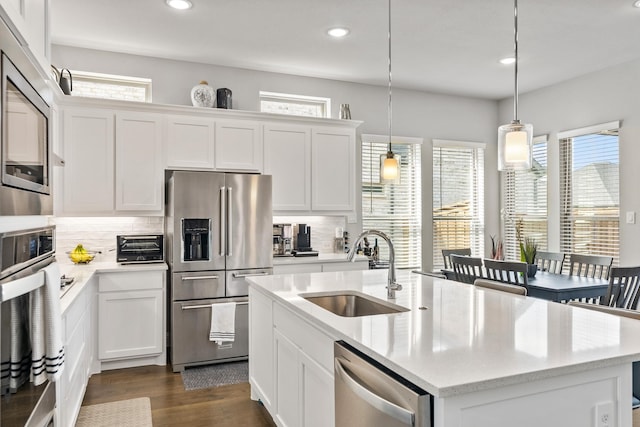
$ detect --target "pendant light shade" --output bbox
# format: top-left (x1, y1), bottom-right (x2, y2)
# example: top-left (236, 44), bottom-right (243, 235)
top-left (498, 0), bottom-right (533, 171)
top-left (380, 0), bottom-right (400, 183)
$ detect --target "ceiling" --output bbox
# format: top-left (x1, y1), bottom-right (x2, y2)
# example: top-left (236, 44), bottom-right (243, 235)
top-left (49, 0), bottom-right (640, 100)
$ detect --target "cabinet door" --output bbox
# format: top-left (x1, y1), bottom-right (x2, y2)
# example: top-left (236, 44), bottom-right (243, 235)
top-left (215, 120), bottom-right (262, 172)
top-left (274, 329), bottom-right (300, 427)
top-left (249, 288), bottom-right (274, 411)
top-left (311, 127), bottom-right (355, 211)
top-left (62, 108), bottom-right (114, 214)
top-left (300, 351), bottom-right (335, 427)
top-left (98, 289), bottom-right (163, 360)
top-left (166, 115), bottom-right (215, 169)
top-left (264, 123), bottom-right (311, 211)
top-left (115, 112), bottom-right (163, 212)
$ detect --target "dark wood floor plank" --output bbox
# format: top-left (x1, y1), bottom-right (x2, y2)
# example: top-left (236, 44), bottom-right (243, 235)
top-left (81, 365), bottom-right (276, 426)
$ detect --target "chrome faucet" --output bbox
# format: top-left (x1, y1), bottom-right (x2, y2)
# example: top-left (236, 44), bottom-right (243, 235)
top-left (347, 229), bottom-right (401, 299)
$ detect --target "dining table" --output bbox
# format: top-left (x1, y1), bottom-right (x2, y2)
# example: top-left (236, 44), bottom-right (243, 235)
top-left (439, 269), bottom-right (610, 303)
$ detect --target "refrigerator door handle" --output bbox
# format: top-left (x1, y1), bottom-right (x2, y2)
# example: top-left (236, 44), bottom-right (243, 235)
top-left (227, 186), bottom-right (233, 256)
top-left (220, 186), bottom-right (226, 256)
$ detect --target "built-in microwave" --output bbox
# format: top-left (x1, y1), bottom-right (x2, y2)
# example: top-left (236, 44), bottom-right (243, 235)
top-left (0, 35), bottom-right (52, 215)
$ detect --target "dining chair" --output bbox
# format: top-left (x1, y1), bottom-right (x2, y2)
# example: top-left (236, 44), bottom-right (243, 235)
top-left (450, 254), bottom-right (484, 284)
top-left (441, 248), bottom-right (471, 270)
top-left (568, 300), bottom-right (640, 408)
top-left (474, 278), bottom-right (527, 296)
top-left (483, 259), bottom-right (528, 286)
top-left (535, 251), bottom-right (565, 274)
top-left (599, 266), bottom-right (640, 310)
top-left (568, 253), bottom-right (613, 279)
top-left (412, 270), bottom-right (447, 279)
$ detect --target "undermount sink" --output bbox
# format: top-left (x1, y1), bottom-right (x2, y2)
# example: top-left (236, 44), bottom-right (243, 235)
top-left (299, 290), bottom-right (409, 317)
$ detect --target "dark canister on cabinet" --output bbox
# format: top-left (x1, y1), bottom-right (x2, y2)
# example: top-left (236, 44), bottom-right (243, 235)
top-left (216, 88), bottom-right (232, 109)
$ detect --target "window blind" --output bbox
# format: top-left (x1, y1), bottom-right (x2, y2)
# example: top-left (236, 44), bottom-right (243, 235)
top-left (502, 138), bottom-right (548, 261)
top-left (432, 143), bottom-right (485, 269)
top-left (559, 128), bottom-right (619, 267)
top-left (362, 140), bottom-right (422, 269)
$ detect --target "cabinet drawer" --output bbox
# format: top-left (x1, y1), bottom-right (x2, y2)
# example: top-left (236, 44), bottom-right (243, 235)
top-left (273, 303), bottom-right (334, 372)
top-left (99, 271), bottom-right (163, 292)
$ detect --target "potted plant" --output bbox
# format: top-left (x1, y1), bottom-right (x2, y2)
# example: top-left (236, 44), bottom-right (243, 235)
top-left (519, 237), bottom-right (538, 277)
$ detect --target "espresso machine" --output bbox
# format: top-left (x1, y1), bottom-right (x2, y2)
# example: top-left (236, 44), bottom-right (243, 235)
top-left (292, 224), bottom-right (318, 257)
top-left (273, 224), bottom-right (294, 256)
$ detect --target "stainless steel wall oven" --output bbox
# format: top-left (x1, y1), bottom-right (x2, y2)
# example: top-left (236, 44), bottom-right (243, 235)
top-left (0, 226), bottom-right (56, 427)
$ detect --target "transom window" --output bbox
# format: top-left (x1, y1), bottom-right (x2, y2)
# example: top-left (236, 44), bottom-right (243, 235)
top-left (68, 70), bottom-right (152, 102)
top-left (259, 91), bottom-right (331, 118)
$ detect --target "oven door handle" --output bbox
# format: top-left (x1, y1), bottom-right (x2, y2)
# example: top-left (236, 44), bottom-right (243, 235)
top-left (181, 275), bottom-right (219, 281)
top-left (232, 272), bottom-right (270, 279)
top-left (1, 270), bottom-right (45, 302)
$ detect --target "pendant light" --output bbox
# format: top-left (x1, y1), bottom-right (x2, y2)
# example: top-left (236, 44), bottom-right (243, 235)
top-left (380, 0), bottom-right (400, 182)
top-left (498, 0), bottom-right (533, 171)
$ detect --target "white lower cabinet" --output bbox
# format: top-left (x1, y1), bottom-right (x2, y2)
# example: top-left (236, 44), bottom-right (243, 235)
top-left (250, 288), bottom-right (335, 427)
top-left (97, 271), bottom-right (166, 369)
top-left (57, 275), bottom-right (95, 427)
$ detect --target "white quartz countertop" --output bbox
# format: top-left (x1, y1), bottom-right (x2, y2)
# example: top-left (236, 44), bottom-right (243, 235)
top-left (58, 260), bottom-right (167, 313)
top-left (247, 269), bottom-right (640, 398)
top-left (272, 253), bottom-right (368, 265)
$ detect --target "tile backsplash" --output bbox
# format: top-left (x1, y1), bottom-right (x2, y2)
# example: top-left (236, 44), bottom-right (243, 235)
top-left (53, 217), bottom-right (163, 264)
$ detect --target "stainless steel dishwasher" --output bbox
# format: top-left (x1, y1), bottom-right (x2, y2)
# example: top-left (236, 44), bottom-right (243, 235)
top-left (334, 341), bottom-right (433, 427)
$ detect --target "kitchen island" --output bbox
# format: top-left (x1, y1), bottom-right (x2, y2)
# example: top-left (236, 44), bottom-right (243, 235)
top-left (248, 269), bottom-right (640, 427)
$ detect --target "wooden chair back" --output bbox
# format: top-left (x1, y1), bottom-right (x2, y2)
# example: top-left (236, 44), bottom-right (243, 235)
top-left (474, 278), bottom-right (527, 296)
top-left (483, 259), bottom-right (529, 286)
top-left (568, 253), bottom-right (613, 279)
top-left (450, 254), bottom-right (484, 284)
top-left (441, 248), bottom-right (471, 269)
top-left (535, 251), bottom-right (565, 274)
top-left (600, 266), bottom-right (640, 310)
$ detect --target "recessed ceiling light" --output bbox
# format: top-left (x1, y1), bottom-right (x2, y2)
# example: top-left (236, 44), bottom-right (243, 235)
top-left (634, 0), bottom-right (640, 7)
top-left (328, 27), bottom-right (350, 38)
top-left (166, 0), bottom-right (192, 10)
top-left (500, 57), bottom-right (516, 65)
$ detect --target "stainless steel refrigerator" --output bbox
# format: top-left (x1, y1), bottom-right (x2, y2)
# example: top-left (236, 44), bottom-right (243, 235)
top-left (165, 170), bottom-right (272, 372)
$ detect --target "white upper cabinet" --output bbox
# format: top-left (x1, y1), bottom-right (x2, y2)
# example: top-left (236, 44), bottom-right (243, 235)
top-left (165, 115), bottom-right (215, 169)
top-left (264, 123), bottom-right (311, 211)
top-left (215, 120), bottom-right (263, 172)
top-left (61, 108), bottom-right (114, 215)
top-left (0, 0), bottom-right (50, 77)
top-left (115, 112), bottom-right (163, 212)
top-left (311, 127), bottom-right (355, 211)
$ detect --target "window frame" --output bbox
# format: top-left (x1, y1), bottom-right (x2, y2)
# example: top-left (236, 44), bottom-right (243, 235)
top-left (69, 70), bottom-right (152, 102)
top-left (259, 91), bottom-right (331, 118)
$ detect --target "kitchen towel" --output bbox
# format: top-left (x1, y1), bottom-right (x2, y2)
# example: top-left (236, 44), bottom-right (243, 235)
top-left (8, 296), bottom-right (31, 391)
top-left (32, 262), bottom-right (65, 383)
top-left (209, 302), bottom-right (236, 343)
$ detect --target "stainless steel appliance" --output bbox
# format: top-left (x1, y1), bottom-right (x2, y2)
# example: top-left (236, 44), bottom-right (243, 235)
top-left (335, 341), bottom-right (433, 427)
top-left (272, 223), bottom-right (293, 256)
top-left (165, 170), bottom-right (272, 372)
top-left (0, 226), bottom-right (56, 427)
top-left (0, 18), bottom-right (52, 216)
top-left (116, 234), bottom-right (164, 264)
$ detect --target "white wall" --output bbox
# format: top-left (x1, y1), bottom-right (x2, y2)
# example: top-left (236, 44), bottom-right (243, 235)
top-left (498, 58), bottom-right (640, 266)
top-left (52, 45), bottom-right (500, 271)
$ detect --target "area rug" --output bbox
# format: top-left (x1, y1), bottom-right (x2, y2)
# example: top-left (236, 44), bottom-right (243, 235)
top-left (181, 361), bottom-right (248, 391)
top-left (75, 397), bottom-right (152, 427)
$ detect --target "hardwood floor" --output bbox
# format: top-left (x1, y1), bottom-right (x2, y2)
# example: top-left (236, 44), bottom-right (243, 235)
top-left (82, 365), bottom-right (640, 426)
top-left (81, 365), bottom-right (276, 427)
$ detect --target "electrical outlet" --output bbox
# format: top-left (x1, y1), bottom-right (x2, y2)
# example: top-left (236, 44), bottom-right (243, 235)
top-left (595, 401), bottom-right (614, 427)
top-left (626, 211), bottom-right (636, 224)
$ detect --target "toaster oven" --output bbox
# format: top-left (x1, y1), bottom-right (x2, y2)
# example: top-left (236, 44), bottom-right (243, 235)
top-left (117, 235), bottom-right (164, 264)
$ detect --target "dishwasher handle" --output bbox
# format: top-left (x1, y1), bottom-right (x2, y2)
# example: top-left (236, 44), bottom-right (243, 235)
top-left (335, 357), bottom-right (415, 426)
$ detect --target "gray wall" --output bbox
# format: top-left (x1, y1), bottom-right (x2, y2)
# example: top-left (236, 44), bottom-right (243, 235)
top-left (498, 58), bottom-right (640, 266)
top-left (52, 44), bottom-right (501, 271)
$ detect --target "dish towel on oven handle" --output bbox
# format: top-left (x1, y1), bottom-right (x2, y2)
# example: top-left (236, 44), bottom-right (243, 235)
top-left (31, 262), bottom-right (65, 385)
top-left (209, 302), bottom-right (236, 343)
